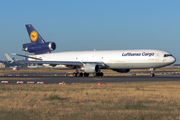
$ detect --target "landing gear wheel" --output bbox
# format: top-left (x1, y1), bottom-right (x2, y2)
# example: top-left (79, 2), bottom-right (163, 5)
top-left (150, 73), bottom-right (155, 77)
top-left (73, 72), bottom-right (78, 77)
top-left (79, 72), bottom-right (84, 77)
top-left (84, 73), bottom-right (89, 77)
top-left (99, 72), bottom-right (103, 77)
top-left (94, 72), bottom-right (104, 77)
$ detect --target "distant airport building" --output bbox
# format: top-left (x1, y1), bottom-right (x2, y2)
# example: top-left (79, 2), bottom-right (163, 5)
top-left (0, 60), bottom-right (27, 68)
top-left (0, 63), bottom-right (5, 68)
top-left (173, 64), bottom-right (180, 67)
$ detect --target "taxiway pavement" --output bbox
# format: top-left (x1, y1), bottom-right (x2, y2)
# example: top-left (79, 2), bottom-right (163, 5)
top-left (0, 75), bottom-right (180, 84)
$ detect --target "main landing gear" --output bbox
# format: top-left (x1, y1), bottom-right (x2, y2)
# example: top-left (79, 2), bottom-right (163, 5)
top-left (93, 72), bottom-right (104, 77)
top-left (73, 72), bottom-right (103, 77)
top-left (73, 72), bottom-right (89, 77)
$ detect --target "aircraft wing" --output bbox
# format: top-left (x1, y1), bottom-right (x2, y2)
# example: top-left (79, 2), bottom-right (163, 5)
top-left (14, 53), bottom-right (108, 67)
top-left (18, 60), bottom-right (107, 67)
top-left (19, 60), bottom-right (83, 66)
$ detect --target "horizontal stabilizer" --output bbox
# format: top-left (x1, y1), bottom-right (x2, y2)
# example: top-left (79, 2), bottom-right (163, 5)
top-left (11, 53), bottom-right (42, 60)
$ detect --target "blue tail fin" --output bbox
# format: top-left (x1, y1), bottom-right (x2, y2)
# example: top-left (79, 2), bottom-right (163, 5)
top-left (23, 24), bottom-right (56, 55)
top-left (26, 24), bottom-right (45, 44)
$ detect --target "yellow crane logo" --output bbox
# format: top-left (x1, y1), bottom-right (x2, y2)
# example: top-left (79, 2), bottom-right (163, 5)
top-left (30, 31), bottom-right (38, 42)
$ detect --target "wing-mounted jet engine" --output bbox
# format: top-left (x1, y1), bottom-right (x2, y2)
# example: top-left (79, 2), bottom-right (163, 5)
top-left (72, 64), bottom-right (103, 77)
top-left (81, 64), bottom-right (100, 73)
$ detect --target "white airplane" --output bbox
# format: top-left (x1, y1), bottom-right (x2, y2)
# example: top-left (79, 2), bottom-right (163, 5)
top-left (13, 24), bottom-right (176, 77)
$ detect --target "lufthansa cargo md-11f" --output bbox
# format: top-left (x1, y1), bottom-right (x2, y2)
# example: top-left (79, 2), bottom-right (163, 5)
top-left (14, 24), bottom-right (176, 77)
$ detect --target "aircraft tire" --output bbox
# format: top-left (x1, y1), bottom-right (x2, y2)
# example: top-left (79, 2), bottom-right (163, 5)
top-left (84, 73), bottom-right (89, 77)
top-left (100, 72), bottom-right (103, 77)
top-left (79, 72), bottom-right (83, 77)
top-left (94, 72), bottom-right (104, 77)
top-left (150, 73), bottom-right (155, 77)
top-left (73, 72), bottom-right (78, 77)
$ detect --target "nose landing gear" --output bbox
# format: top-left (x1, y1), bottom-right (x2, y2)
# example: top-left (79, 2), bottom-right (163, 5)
top-left (150, 68), bottom-right (155, 77)
top-left (150, 73), bottom-right (155, 77)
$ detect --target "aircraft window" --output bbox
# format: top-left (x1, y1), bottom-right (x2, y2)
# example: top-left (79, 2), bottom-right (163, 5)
top-left (164, 54), bottom-right (172, 57)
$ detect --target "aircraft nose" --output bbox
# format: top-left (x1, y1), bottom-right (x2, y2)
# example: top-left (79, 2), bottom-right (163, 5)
top-left (170, 56), bottom-right (176, 63)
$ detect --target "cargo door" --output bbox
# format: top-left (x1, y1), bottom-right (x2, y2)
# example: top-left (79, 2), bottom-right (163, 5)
top-left (155, 53), bottom-right (159, 61)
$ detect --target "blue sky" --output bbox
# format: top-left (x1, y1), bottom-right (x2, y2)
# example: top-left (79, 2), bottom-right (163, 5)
top-left (0, 1), bottom-right (180, 63)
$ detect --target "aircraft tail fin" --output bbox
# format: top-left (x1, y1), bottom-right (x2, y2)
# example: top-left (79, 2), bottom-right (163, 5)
top-left (23, 24), bottom-right (56, 55)
top-left (5, 53), bottom-right (14, 63)
top-left (25, 24), bottom-right (45, 44)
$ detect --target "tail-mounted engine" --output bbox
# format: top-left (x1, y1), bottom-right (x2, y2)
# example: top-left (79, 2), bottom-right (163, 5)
top-left (23, 42), bottom-right (56, 54)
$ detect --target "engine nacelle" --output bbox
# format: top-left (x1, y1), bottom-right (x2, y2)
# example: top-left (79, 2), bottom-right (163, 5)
top-left (23, 42), bottom-right (56, 53)
top-left (81, 64), bottom-right (100, 73)
top-left (112, 69), bottom-right (130, 73)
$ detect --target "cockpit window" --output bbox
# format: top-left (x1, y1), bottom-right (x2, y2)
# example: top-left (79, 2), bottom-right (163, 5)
top-left (164, 54), bottom-right (173, 57)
